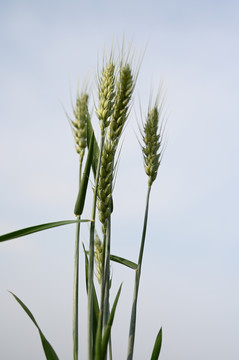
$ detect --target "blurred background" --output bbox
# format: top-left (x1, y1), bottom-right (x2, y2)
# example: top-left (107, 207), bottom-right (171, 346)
top-left (1, 0), bottom-right (239, 359)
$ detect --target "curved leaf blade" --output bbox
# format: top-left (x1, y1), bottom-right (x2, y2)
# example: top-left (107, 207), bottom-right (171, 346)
top-left (85, 250), bottom-right (137, 271)
top-left (86, 116), bottom-right (113, 212)
top-left (110, 255), bottom-right (137, 270)
top-left (74, 133), bottom-right (94, 216)
top-left (150, 328), bottom-right (162, 360)
top-left (9, 291), bottom-right (59, 360)
top-left (86, 114), bottom-right (99, 178)
top-left (0, 219), bottom-right (90, 243)
top-left (94, 311), bottom-right (103, 360)
top-left (82, 243), bottom-right (99, 354)
top-left (101, 283), bottom-right (122, 358)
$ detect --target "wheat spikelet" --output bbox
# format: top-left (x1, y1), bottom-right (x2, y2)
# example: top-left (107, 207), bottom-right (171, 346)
top-left (96, 62), bottom-right (115, 132)
top-left (94, 234), bottom-right (103, 284)
top-left (96, 63), bottom-right (135, 230)
top-left (72, 93), bottom-right (89, 163)
top-left (96, 139), bottom-right (114, 232)
top-left (142, 105), bottom-right (163, 185)
top-left (108, 64), bottom-right (134, 145)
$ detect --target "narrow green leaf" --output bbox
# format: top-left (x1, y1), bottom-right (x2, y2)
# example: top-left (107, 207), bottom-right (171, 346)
top-left (83, 243), bottom-right (90, 292)
top-left (101, 284), bottom-right (122, 358)
top-left (150, 328), bottom-right (163, 360)
top-left (86, 112), bottom-right (114, 214)
top-left (86, 115), bottom-right (99, 178)
top-left (82, 243), bottom-right (99, 351)
top-left (9, 291), bottom-right (59, 360)
top-left (85, 250), bottom-right (137, 271)
top-left (94, 311), bottom-right (103, 360)
top-left (83, 244), bottom-right (100, 315)
top-left (110, 255), bottom-right (137, 270)
top-left (74, 133), bottom-right (95, 215)
top-left (0, 219), bottom-right (90, 243)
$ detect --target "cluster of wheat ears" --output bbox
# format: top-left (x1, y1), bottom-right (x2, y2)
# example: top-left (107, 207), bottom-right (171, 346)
top-left (0, 44), bottom-right (165, 360)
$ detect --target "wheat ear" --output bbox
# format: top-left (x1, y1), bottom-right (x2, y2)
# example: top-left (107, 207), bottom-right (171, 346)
top-left (96, 62), bottom-right (116, 133)
top-left (72, 93), bottom-right (89, 173)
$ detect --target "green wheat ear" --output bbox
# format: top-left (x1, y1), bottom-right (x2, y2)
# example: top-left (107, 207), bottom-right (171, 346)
top-left (96, 62), bottom-right (116, 133)
top-left (97, 139), bottom-right (114, 233)
top-left (108, 63), bottom-right (134, 146)
top-left (72, 92), bottom-right (89, 163)
top-left (94, 233), bottom-right (103, 284)
top-left (96, 60), bottom-right (135, 232)
top-left (142, 100), bottom-right (165, 186)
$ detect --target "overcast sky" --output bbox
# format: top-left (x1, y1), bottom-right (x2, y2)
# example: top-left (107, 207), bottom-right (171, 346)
top-left (1, 1), bottom-right (239, 359)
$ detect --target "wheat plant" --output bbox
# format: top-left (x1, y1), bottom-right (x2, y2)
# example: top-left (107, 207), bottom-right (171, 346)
top-left (0, 43), bottom-right (165, 360)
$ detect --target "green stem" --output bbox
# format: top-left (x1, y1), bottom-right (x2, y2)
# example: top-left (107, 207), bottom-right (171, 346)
top-left (88, 133), bottom-right (105, 360)
top-left (73, 216), bottom-right (81, 360)
top-left (109, 336), bottom-right (113, 360)
top-left (99, 232), bottom-right (106, 330)
top-left (103, 216), bottom-right (111, 331)
top-left (73, 163), bottom-right (82, 360)
top-left (99, 217), bottom-right (111, 360)
top-left (127, 184), bottom-right (152, 360)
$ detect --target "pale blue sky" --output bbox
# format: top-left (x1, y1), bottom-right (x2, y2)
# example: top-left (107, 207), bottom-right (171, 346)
top-left (1, 1), bottom-right (239, 359)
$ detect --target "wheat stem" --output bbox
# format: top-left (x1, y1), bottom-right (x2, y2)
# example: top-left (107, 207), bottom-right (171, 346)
top-left (127, 184), bottom-right (151, 360)
top-left (73, 130), bottom-right (86, 360)
top-left (73, 215), bottom-right (81, 360)
top-left (88, 132), bottom-right (105, 360)
top-left (103, 216), bottom-right (111, 331)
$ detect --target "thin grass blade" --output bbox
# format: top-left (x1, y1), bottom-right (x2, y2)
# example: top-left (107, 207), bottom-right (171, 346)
top-left (83, 244), bottom-right (100, 315)
top-left (85, 114), bottom-right (114, 213)
top-left (86, 114), bottom-right (99, 178)
top-left (74, 133), bottom-right (94, 215)
top-left (85, 251), bottom-right (137, 271)
top-left (83, 243), bottom-right (99, 353)
top-left (101, 283), bottom-right (122, 358)
top-left (150, 328), bottom-right (163, 360)
top-left (94, 311), bottom-right (103, 360)
top-left (9, 291), bottom-right (59, 360)
top-left (110, 255), bottom-right (137, 270)
top-left (0, 219), bottom-right (90, 243)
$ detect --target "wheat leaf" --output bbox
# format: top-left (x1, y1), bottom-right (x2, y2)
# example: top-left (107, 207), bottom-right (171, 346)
top-left (0, 219), bottom-right (90, 243)
top-left (150, 328), bottom-right (162, 360)
top-left (9, 291), bottom-right (59, 360)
